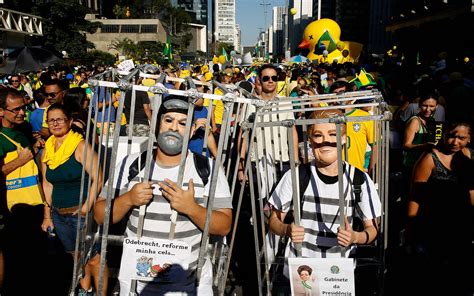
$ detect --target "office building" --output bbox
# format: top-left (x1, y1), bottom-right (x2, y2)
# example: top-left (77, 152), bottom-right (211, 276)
top-left (214, 0), bottom-right (237, 51)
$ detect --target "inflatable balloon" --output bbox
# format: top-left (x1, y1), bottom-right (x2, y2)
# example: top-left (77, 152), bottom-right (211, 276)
top-left (290, 8), bottom-right (297, 15)
top-left (218, 55), bottom-right (227, 64)
top-left (212, 56), bottom-right (219, 64)
top-left (298, 18), bottom-right (362, 63)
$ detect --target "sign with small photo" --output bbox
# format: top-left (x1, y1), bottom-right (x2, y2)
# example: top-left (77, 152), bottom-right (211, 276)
top-left (288, 257), bottom-right (355, 296)
top-left (119, 237), bottom-right (191, 282)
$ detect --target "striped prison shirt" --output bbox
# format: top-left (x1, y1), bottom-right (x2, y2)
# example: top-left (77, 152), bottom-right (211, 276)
top-left (101, 151), bottom-right (232, 291)
top-left (268, 161), bottom-right (382, 261)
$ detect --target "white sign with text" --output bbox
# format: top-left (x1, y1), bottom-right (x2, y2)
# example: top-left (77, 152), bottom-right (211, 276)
top-left (288, 257), bottom-right (355, 296)
top-left (119, 237), bottom-right (191, 282)
top-left (117, 59), bottom-right (135, 72)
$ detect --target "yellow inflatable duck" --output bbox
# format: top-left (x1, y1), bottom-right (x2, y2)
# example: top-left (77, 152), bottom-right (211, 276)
top-left (298, 19), bottom-right (342, 62)
top-left (298, 18), bottom-right (362, 64)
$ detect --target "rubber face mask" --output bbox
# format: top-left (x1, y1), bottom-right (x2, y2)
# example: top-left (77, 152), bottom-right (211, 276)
top-left (157, 130), bottom-right (184, 155)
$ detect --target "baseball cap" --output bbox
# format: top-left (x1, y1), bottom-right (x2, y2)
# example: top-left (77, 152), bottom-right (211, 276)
top-left (158, 95), bottom-right (189, 117)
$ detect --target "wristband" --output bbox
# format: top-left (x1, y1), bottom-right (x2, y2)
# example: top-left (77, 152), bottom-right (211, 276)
top-left (363, 230), bottom-right (369, 244)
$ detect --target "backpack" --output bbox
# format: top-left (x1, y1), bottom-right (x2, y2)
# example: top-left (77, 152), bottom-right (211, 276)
top-left (127, 150), bottom-right (211, 186)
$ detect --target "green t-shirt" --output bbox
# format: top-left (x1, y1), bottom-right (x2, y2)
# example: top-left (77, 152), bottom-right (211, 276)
top-left (0, 126), bottom-right (33, 159)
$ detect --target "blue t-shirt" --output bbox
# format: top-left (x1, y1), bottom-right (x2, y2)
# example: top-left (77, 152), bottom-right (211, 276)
top-left (29, 108), bottom-right (45, 132)
top-left (188, 106), bottom-right (210, 157)
top-left (92, 86), bottom-right (116, 122)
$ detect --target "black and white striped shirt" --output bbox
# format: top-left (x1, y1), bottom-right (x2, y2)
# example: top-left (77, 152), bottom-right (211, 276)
top-left (269, 162), bottom-right (381, 259)
top-left (101, 151), bottom-right (232, 289)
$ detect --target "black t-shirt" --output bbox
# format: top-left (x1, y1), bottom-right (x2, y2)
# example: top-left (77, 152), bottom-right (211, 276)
top-left (124, 89), bottom-right (150, 125)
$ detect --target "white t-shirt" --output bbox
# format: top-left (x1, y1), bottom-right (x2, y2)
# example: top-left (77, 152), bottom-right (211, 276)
top-left (243, 98), bottom-right (295, 163)
top-left (101, 151), bottom-right (232, 294)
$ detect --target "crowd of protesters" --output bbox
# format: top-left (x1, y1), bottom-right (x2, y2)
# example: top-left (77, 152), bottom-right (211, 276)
top-left (0, 52), bottom-right (473, 295)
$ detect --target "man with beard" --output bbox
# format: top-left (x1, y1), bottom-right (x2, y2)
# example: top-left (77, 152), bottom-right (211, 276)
top-left (94, 95), bottom-right (232, 295)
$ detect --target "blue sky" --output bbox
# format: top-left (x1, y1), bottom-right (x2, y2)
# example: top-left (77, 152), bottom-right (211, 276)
top-left (236, 0), bottom-right (286, 46)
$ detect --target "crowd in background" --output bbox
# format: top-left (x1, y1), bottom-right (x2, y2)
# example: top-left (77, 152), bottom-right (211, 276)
top-left (0, 52), bottom-right (473, 295)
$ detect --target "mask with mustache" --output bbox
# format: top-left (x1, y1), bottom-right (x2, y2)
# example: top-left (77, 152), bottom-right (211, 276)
top-left (157, 130), bottom-right (184, 155)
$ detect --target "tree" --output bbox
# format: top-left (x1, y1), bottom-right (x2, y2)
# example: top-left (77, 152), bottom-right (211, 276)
top-left (217, 43), bottom-right (235, 56)
top-left (31, 0), bottom-right (101, 60)
top-left (108, 39), bottom-right (165, 63)
top-left (117, 0), bottom-right (192, 53)
top-left (80, 50), bottom-right (116, 67)
top-left (112, 4), bottom-right (125, 19)
top-left (109, 38), bottom-right (137, 58)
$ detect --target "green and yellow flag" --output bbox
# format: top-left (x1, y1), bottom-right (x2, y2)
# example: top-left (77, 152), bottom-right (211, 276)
top-left (222, 47), bottom-right (229, 61)
top-left (163, 35), bottom-right (173, 60)
top-left (254, 43), bottom-right (260, 57)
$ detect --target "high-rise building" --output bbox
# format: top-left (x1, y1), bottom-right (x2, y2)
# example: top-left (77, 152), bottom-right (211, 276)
top-left (272, 6), bottom-right (286, 56)
top-left (214, 0), bottom-right (236, 50)
top-left (235, 24), bottom-right (242, 53)
top-left (170, 0), bottom-right (209, 54)
top-left (368, 0), bottom-right (392, 54)
top-left (170, 0), bottom-right (208, 25)
top-left (288, 0), bottom-right (313, 53)
top-left (267, 25), bottom-right (273, 55)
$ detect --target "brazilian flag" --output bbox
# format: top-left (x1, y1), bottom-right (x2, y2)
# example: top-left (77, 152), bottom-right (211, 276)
top-left (318, 30), bottom-right (337, 53)
top-left (163, 35), bottom-right (172, 60)
top-left (222, 47), bottom-right (229, 61)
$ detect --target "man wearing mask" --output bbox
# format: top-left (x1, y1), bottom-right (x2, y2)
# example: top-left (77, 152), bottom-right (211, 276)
top-left (94, 95), bottom-right (232, 295)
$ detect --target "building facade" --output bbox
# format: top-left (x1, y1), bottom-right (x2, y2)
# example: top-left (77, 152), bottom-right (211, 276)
top-left (288, 0), bottom-right (313, 53)
top-left (235, 24), bottom-right (241, 53)
top-left (170, 0), bottom-right (208, 25)
top-left (214, 0), bottom-right (236, 51)
top-left (271, 6), bottom-right (285, 57)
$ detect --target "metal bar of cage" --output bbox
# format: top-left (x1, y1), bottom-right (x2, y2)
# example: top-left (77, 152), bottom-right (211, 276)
top-left (74, 69), bottom-right (391, 296)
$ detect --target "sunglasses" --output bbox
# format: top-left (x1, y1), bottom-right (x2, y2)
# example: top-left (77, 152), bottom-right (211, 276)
top-left (10, 80), bottom-right (20, 83)
top-left (46, 91), bottom-right (62, 98)
top-left (261, 75), bottom-right (278, 82)
top-left (5, 105), bottom-right (27, 114)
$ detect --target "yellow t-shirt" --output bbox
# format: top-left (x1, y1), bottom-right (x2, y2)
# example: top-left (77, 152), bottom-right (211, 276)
top-left (42, 105), bottom-right (50, 128)
top-left (113, 91), bottom-right (127, 125)
top-left (204, 88), bottom-right (225, 125)
top-left (345, 108), bottom-right (374, 171)
top-left (277, 81), bottom-right (287, 96)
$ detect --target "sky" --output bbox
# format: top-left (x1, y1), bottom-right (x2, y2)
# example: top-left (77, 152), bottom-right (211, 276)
top-left (236, 0), bottom-right (287, 46)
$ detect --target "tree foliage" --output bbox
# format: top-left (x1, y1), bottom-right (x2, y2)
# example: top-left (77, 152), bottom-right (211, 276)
top-left (31, 0), bottom-right (101, 59)
top-left (217, 43), bottom-right (235, 55)
top-left (109, 38), bottom-right (166, 63)
top-left (79, 50), bottom-right (116, 67)
top-left (114, 0), bottom-right (192, 53)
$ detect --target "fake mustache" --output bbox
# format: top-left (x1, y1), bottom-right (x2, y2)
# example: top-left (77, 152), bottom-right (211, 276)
top-left (312, 141), bottom-right (338, 149)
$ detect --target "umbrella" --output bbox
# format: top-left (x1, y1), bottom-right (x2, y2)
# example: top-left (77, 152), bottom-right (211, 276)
top-left (288, 55), bottom-right (309, 63)
top-left (0, 46), bottom-right (63, 74)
